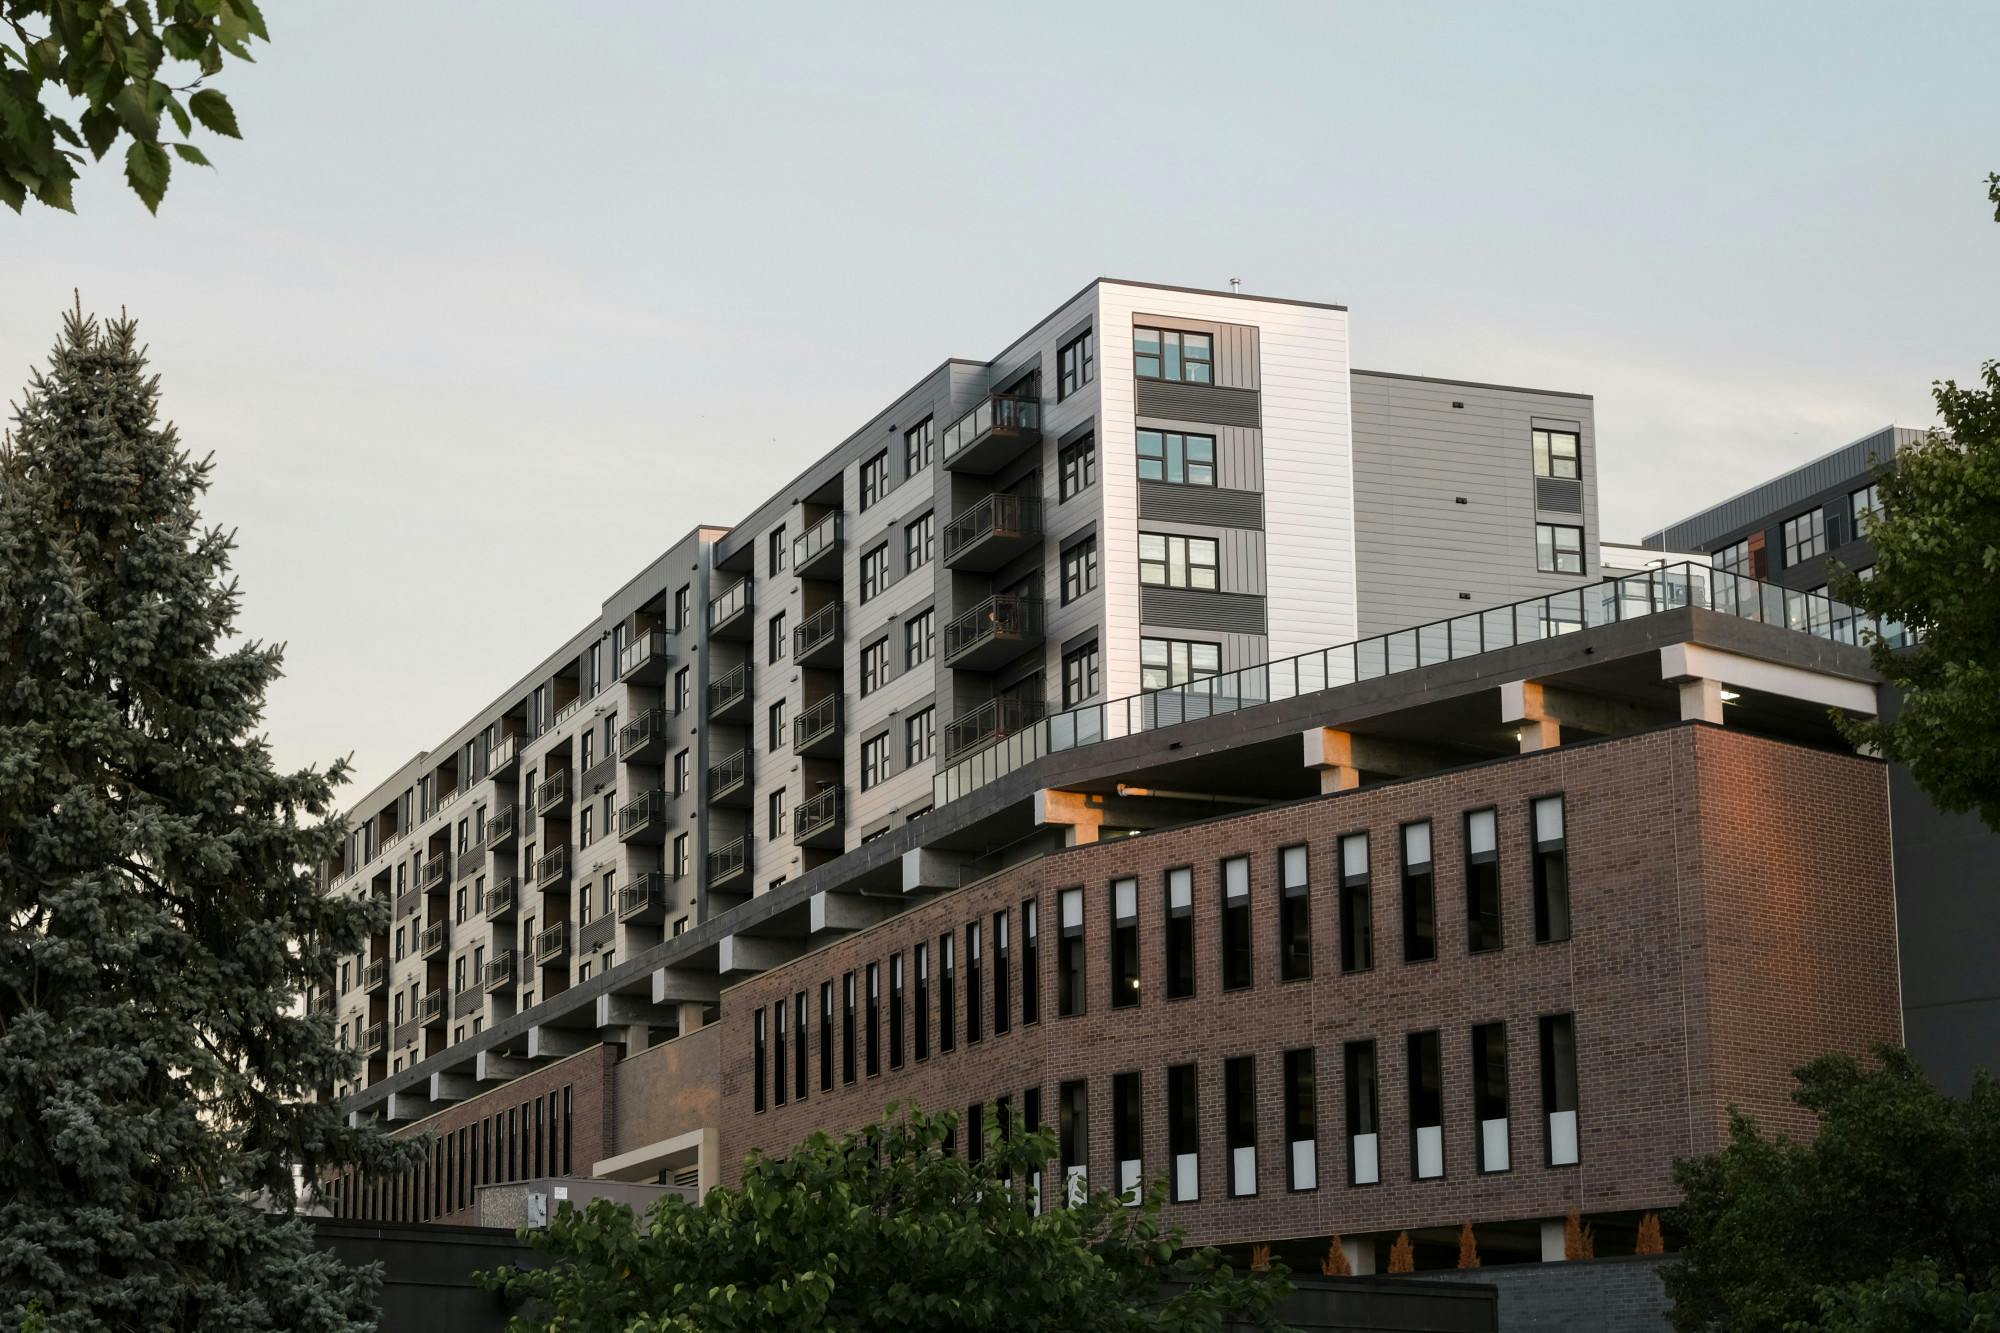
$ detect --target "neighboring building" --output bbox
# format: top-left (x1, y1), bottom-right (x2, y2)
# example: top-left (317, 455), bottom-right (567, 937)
top-left (1644, 425), bottom-right (1999, 1094)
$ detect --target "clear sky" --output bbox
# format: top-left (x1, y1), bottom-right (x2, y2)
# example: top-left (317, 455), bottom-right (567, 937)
top-left (7, 2), bottom-right (1996, 803)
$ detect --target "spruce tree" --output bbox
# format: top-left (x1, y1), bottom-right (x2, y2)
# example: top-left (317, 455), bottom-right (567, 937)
top-left (0, 307), bottom-right (409, 1330)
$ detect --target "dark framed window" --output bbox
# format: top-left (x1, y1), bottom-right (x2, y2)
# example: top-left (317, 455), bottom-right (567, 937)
top-left (1021, 898), bottom-right (1040, 1025)
top-left (1133, 326), bottom-right (1212, 384)
top-left (1540, 1013), bottom-right (1580, 1166)
top-left (1339, 834), bottom-right (1374, 972)
top-left (861, 543), bottom-right (888, 602)
top-left (1057, 888), bottom-right (1085, 1017)
top-left (1782, 508), bottom-right (1826, 565)
top-left (861, 638), bottom-right (887, 696)
top-left (1136, 429), bottom-right (1216, 485)
top-left (1138, 532), bottom-right (1218, 589)
top-left (840, 972), bottom-right (857, 1085)
top-left (1280, 844), bottom-right (1312, 980)
top-left (1062, 641), bottom-right (1100, 708)
top-left (1141, 636), bottom-right (1221, 691)
top-left (772, 1000), bottom-right (787, 1107)
top-left (864, 963), bottom-right (881, 1077)
top-left (1220, 856), bottom-right (1252, 991)
top-left (1284, 1048), bottom-right (1318, 1191)
top-left (1168, 1062), bottom-right (1200, 1202)
top-left (1061, 537), bottom-right (1098, 605)
top-left (889, 954), bottom-right (905, 1070)
top-left (1059, 434), bottom-right (1096, 501)
top-left (1110, 877), bottom-right (1139, 1009)
top-left (1407, 1030), bottom-right (1444, 1180)
top-left (1850, 483), bottom-right (1882, 531)
top-left (1532, 796), bottom-right (1571, 942)
top-left (793, 991), bottom-right (808, 1101)
top-left (904, 608), bottom-right (934, 667)
top-left (1111, 1070), bottom-right (1143, 1204)
top-left (1059, 1080), bottom-right (1089, 1206)
top-left (1472, 1022), bottom-right (1511, 1173)
top-left (939, 932), bottom-right (956, 1053)
top-left (1164, 867), bottom-right (1195, 999)
top-left (1345, 1039), bottom-right (1379, 1185)
top-left (905, 511), bottom-right (935, 572)
top-left (860, 450), bottom-right (888, 510)
top-left (1535, 522), bottom-right (1584, 574)
top-left (1465, 808), bottom-right (1502, 953)
top-left (752, 1008), bottom-right (767, 1113)
top-left (1531, 429), bottom-right (1580, 479)
top-left (914, 942), bottom-right (931, 1061)
top-left (905, 707), bottom-right (934, 766)
top-left (904, 417), bottom-right (933, 475)
top-left (992, 909), bottom-right (1011, 1035)
top-left (965, 920), bottom-right (983, 1044)
top-left (1225, 1055), bottom-right (1258, 1197)
top-left (819, 981), bottom-right (834, 1092)
top-left (1713, 538), bottom-right (1750, 576)
top-left (1400, 821), bottom-right (1436, 963)
top-left (1058, 328), bottom-right (1094, 400)
top-left (860, 732), bottom-right (889, 790)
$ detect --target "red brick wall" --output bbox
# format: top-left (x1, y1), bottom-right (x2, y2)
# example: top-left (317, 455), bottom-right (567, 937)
top-left (717, 724), bottom-right (1899, 1246)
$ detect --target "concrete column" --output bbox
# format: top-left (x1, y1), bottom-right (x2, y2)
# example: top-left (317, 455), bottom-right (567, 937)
top-left (1343, 1236), bottom-right (1376, 1275)
top-left (1035, 789), bottom-right (1105, 846)
top-left (676, 1002), bottom-right (707, 1033)
top-left (1518, 717), bottom-right (1561, 753)
top-left (1679, 676), bottom-right (1724, 725)
top-left (1541, 1219), bottom-right (1567, 1262)
top-left (1501, 681), bottom-right (1562, 752)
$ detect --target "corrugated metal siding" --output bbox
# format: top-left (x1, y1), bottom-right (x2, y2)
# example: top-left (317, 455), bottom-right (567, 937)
top-left (1134, 380), bottom-right (1262, 429)
top-left (1139, 587), bottom-right (1268, 635)
top-left (1138, 481), bottom-right (1264, 529)
top-left (1534, 477), bottom-right (1584, 515)
top-left (1643, 426), bottom-right (1915, 551)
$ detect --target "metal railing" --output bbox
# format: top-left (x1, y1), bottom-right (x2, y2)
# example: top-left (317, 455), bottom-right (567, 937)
top-left (537, 845), bottom-right (570, 888)
top-left (943, 492), bottom-right (1043, 565)
top-left (420, 856), bottom-right (448, 892)
top-left (619, 706), bottom-right (670, 758)
top-left (707, 663), bottom-right (750, 717)
top-left (942, 594), bottom-right (1045, 663)
top-left (488, 733), bottom-right (520, 774)
top-left (794, 786), bottom-right (843, 842)
top-left (618, 872), bottom-right (670, 921)
top-left (553, 694), bottom-right (585, 727)
top-left (360, 1023), bottom-right (386, 1056)
top-left (533, 921), bottom-right (571, 964)
top-left (708, 748), bottom-right (748, 797)
top-left (618, 629), bottom-right (670, 680)
top-left (944, 696), bottom-right (1048, 761)
top-left (792, 511), bottom-right (843, 569)
top-left (419, 920), bottom-right (448, 958)
top-left (707, 835), bottom-right (749, 885)
top-left (484, 951), bottom-right (517, 991)
top-left (941, 392), bottom-right (1040, 462)
top-left (792, 694), bottom-right (842, 752)
top-left (362, 959), bottom-right (388, 991)
top-left (618, 789), bottom-right (669, 838)
top-left (420, 989), bottom-right (446, 1026)
top-left (485, 877), bottom-right (517, 920)
top-left (935, 562), bottom-right (1868, 807)
top-left (535, 770), bottom-right (569, 813)
top-left (792, 602), bottom-right (841, 660)
top-left (485, 806), bottom-right (518, 845)
top-left (708, 579), bottom-right (751, 630)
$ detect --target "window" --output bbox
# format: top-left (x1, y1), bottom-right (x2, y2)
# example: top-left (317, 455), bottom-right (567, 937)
top-left (1138, 532), bottom-right (1218, 589)
top-left (1465, 808), bottom-right (1502, 952)
top-left (1112, 1070), bottom-right (1142, 1204)
top-left (1110, 878), bottom-right (1139, 1009)
top-left (904, 608), bottom-right (935, 667)
top-left (768, 612), bottom-right (786, 664)
top-left (966, 1102), bottom-right (985, 1164)
top-left (1783, 508), bottom-right (1826, 566)
top-left (1713, 538), bottom-right (1750, 576)
top-left (768, 525), bottom-right (787, 574)
top-left (1345, 1040), bottom-right (1380, 1185)
top-left (1057, 888), bottom-right (1085, 1017)
top-left (1059, 1080), bottom-right (1089, 1205)
top-left (905, 707), bottom-right (934, 766)
top-left (1062, 641), bottom-right (1100, 708)
top-left (819, 982), bottom-right (834, 1092)
top-left (753, 1009), bottom-right (767, 1113)
top-left (905, 511), bottom-right (935, 572)
top-left (904, 417), bottom-right (933, 476)
top-left (673, 585), bottom-right (691, 633)
top-left (914, 942), bottom-right (930, 1061)
top-left (860, 732), bottom-right (890, 791)
top-left (861, 638), bottom-right (888, 696)
top-left (1168, 1063), bottom-right (1200, 1202)
top-left (1408, 1031), bottom-right (1444, 1179)
top-left (1061, 537), bottom-right (1098, 604)
top-left (1532, 429), bottom-right (1580, 479)
top-left (767, 787), bottom-right (786, 839)
top-left (1284, 1048), bottom-right (1318, 1191)
top-left (1473, 1023), bottom-right (1511, 1173)
top-left (768, 700), bottom-right (786, 753)
top-left (840, 972), bottom-right (857, 1085)
top-left (1382, 825), bottom-right (1431, 967)
top-left (1133, 326), bottom-right (1211, 384)
top-left (1220, 856), bottom-right (1251, 991)
top-left (861, 544), bottom-right (888, 602)
top-left (1164, 867), bottom-right (1195, 999)
top-left (1282, 845), bottom-right (1314, 980)
top-left (1535, 522), bottom-right (1584, 574)
top-left (772, 1001), bottom-right (786, 1107)
top-left (865, 964), bottom-right (880, 1077)
top-left (672, 833), bottom-right (689, 878)
top-left (673, 667), bottom-right (691, 713)
top-left (793, 991), bottom-right (808, 1101)
top-left (1225, 1056), bottom-right (1258, 1197)
top-left (1135, 430), bottom-right (1216, 485)
top-left (965, 921), bottom-right (983, 1043)
top-left (1850, 483), bottom-right (1882, 533)
top-left (1540, 1013), bottom-right (1580, 1166)
top-left (456, 886), bottom-right (467, 924)
top-left (1141, 637), bottom-right (1221, 691)
top-left (860, 450), bottom-right (888, 510)
top-left (939, 932), bottom-right (956, 1053)
top-left (992, 909), bottom-right (1011, 1036)
top-left (673, 749), bottom-right (690, 794)
top-left (1058, 328), bottom-right (1094, 400)
top-left (1021, 898), bottom-right (1040, 1025)
top-left (1059, 434), bottom-right (1096, 501)
top-left (1532, 796), bottom-right (1571, 942)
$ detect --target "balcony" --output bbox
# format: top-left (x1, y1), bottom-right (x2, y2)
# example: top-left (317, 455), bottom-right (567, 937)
top-left (485, 806), bottom-right (518, 848)
top-left (536, 845), bottom-right (571, 892)
top-left (419, 920), bottom-right (449, 960)
top-left (618, 706), bottom-right (670, 763)
top-left (707, 749), bottom-right (750, 806)
top-left (535, 770), bottom-right (571, 816)
top-left (485, 876), bottom-right (517, 921)
top-left (941, 392), bottom-right (1041, 474)
top-left (792, 694), bottom-right (842, 758)
top-left (942, 594), bottom-right (1046, 671)
top-left (359, 1022), bottom-right (386, 1057)
top-left (707, 835), bottom-right (749, 889)
top-left (617, 872), bottom-right (673, 925)
top-left (791, 511), bottom-right (844, 579)
top-left (553, 694), bottom-right (585, 728)
top-left (420, 856), bottom-right (449, 894)
top-left (362, 959), bottom-right (388, 993)
top-left (706, 662), bottom-right (751, 724)
top-left (791, 603), bottom-right (841, 669)
top-left (420, 989), bottom-right (447, 1027)
top-left (489, 733), bottom-right (521, 780)
top-left (533, 921), bottom-right (571, 967)
top-left (794, 785), bottom-right (844, 849)
top-left (708, 579), bottom-right (752, 639)
top-left (945, 696), bottom-right (1049, 761)
top-left (617, 629), bottom-right (671, 684)
top-left (618, 789), bottom-right (671, 844)
top-left (312, 991), bottom-right (335, 1016)
top-left (944, 493), bottom-right (1044, 572)
top-left (483, 951), bottom-right (517, 993)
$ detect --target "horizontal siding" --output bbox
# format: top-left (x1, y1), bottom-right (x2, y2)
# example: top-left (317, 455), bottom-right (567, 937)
top-left (1139, 586), bottom-right (1268, 635)
top-left (1135, 379), bottom-right (1262, 429)
top-left (1137, 481), bottom-right (1264, 529)
top-left (1644, 426), bottom-right (1916, 551)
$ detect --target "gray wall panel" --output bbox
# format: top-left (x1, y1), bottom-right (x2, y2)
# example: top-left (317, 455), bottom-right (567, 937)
top-left (1134, 380), bottom-right (1262, 429)
top-left (1138, 481), bottom-right (1264, 529)
top-left (1139, 586), bottom-right (1267, 635)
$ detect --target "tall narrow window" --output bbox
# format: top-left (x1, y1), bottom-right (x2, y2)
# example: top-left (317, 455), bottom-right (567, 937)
top-left (1164, 867), bottom-right (1195, 998)
top-left (1401, 821), bottom-right (1436, 963)
top-left (1280, 845), bottom-right (1312, 980)
top-left (1344, 1040), bottom-right (1379, 1186)
top-left (1407, 1031), bottom-right (1444, 1180)
top-left (865, 963), bottom-right (881, 1077)
top-left (889, 954), bottom-right (905, 1070)
top-left (1110, 878), bottom-right (1139, 1008)
top-left (819, 982), bottom-right (834, 1092)
top-left (1473, 1022), bottom-right (1511, 1173)
top-left (793, 991), bottom-right (808, 1101)
top-left (1273, 1048), bottom-right (1316, 1196)
top-left (965, 921), bottom-right (983, 1043)
top-left (1220, 856), bottom-right (1252, 990)
top-left (1532, 796), bottom-right (1571, 942)
top-left (1465, 808), bottom-right (1502, 953)
top-left (1113, 1071), bottom-right (1143, 1205)
top-left (752, 1008), bottom-right (767, 1113)
top-left (1225, 1056), bottom-right (1258, 1197)
top-left (965, 1102), bottom-right (984, 1164)
top-left (1021, 898), bottom-right (1040, 1025)
top-left (1024, 1087), bottom-right (1044, 1214)
top-left (1057, 888), bottom-right (1085, 1016)
top-left (914, 942), bottom-right (931, 1061)
top-left (1059, 1080), bottom-right (1089, 1206)
top-left (1540, 1013), bottom-right (1580, 1166)
top-left (1339, 834), bottom-right (1373, 972)
top-left (993, 910), bottom-right (1011, 1035)
top-left (772, 1001), bottom-right (787, 1107)
top-left (1168, 1063), bottom-right (1200, 1202)
top-left (939, 932), bottom-right (957, 1053)
top-left (841, 973), bottom-right (857, 1085)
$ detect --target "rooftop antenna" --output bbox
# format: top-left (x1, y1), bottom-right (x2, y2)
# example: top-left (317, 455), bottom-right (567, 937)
top-left (1228, 277), bottom-right (1241, 293)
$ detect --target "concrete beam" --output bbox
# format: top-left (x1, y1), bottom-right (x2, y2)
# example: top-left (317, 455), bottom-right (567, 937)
top-left (651, 966), bottom-right (721, 1006)
top-left (1302, 728), bottom-right (1458, 792)
top-left (1659, 643), bottom-right (1877, 715)
top-left (428, 1071), bottom-right (479, 1103)
top-left (810, 890), bottom-right (904, 934)
top-left (1679, 677), bottom-right (1724, 725)
top-left (527, 1024), bottom-right (595, 1060)
top-left (717, 933), bottom-right (800, 976)
top-left (901, 847), bottom-right (965, 895)
top-left (1033, 788), bottom-right (1106, 846)
top-left (384, 1091), bottom-right (438, 1123)
top-left (594, 992), bottom-right (662, 1029)
top-left (475, 1049), bottom-right (537, 1083)
top-left (1500, 679), bottom-right (1662, 751)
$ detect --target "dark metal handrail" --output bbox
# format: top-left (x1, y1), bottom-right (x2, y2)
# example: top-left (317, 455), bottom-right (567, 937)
top-left (944, 492), bottom-right (1044, 564)
top-left (943, 594), bottom-right (1045, 660)
top-left (941, 392), bottom-right (1040, 461)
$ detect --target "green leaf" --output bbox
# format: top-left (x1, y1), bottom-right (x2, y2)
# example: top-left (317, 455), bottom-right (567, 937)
top-left (0, 165), bottom-right (27, 213)
top-left (80, 105), bottom-right (121, 160)
top-left (161, 24), bottom-right (205, 61)
top-left (197, 41), bottom-right (223, 76)
top-left (224, 0), bottom-right (271, 42)
top-left (125, 138), bottom-right (170, 212)
top-left (171, 142), bottom-right (210, 167)
top-left (111, 83), bottom-right (159, 140)
top-left (48, 116), bottom-right (83, 149)
top-left (164, 94), bottom-right (190, 136)
top-left (31, 165), bottom-right (76, 212)
top-left (187, 88), bottom-right (238, 138)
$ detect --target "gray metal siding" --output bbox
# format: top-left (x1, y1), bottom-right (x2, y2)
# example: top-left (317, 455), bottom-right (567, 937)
top-left (1644, 426), bottom-right (1916, 551)
top-left (1138, 481), bottom-right (1264, 529)
top-left (1139, 586), bottom-right (1267, 635)
top-left (1134, 379), bottom-right (1262, 429)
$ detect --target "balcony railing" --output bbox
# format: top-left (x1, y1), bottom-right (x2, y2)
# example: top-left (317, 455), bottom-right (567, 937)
top-left (941, 392), bottom-right (1041, 473)
top-left (362, 959), bottom-right (388, 992)
top-left (617, 872), bottom-right (672, 923)
top-left (485, 806), bottom-right (518, 846)
top-left (488, 733), bottom-right (521, 777)
top-left (944, 696), bottom-right (1048, 761)
top-left (792, 602), bottom-right (842, 667)
top-left (419, 920), bottom-right (448, 959)
top-left (618, 629), bottom-right (671, 683)
top-left (618, 789), bottom-right (670, 843)
top-left (944, 492), bottom-right (1044, 571)
top-left (554, 694), bottom-right (585, 728)
top-left (933, 561), bottom-right (1872, 808)
top-left (537, 845), bottom-right (570, 890)
top-left (707, 663), bottom-right (751, 721)
top-left (485, 876), bottom-right (517, 921)
top-left (535, 770), bottom-right (570, 815)
top-left (359, 1023), bottom-right (386, 1057)
top-left (708, 579), bottom-right (752, 637)
top-left (420, 856), bottom-right (448, 893)
top-left (707, 835), bottom-right (749, 888)
top-left (791, 511), bottom-right (844, 577)
top-left (707, 749), bottom-right (749, 804)
top-left (483, 951), bottom-right (517, 993)
top-left (942, 594), bottom-right (1045, 670)
top-left (420, 989), bottom-right (447, 1026)
top-left (618, 706), bottom-right (670, 761)
top-left (533, 921), bottom-right (571, 965)
top-left (792, 694), bottom-right (842, 756)
top-left (794, 785), bottom-right (844, 847)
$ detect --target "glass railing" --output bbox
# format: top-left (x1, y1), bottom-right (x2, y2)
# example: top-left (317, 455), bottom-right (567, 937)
top-left (619, 789), bottom-right (669, 837)
top-left (794, 786), bottom-right (843, 841)
top-left (534, 921), bottom-right (571, 963)
top-left (941, 392), bottom-right (1040, 462)
top-left (618, 629), bottom-right (670, 680)
top-left (792, 511), bottom-right (843, 569)
top-left (792, 694), bottom-right (841, 751)
top-left (420, 989), bottom-right (446, 1025)
top-left (619, 706), bottom-right (671, 757)
top-left (483, 951), bottom-right (516, 990)
top-left (618, 872), bottom-right (670, 920)
top-left (943, 594), bottom-right (1045, 662)
top-left (944, 696), bottom-right (1048, 761)
top-left (944, 493), bottom-right (1044, 565)
top-left (708, 748), bottom-right (748, 796)
top-left (554, 694), bottom-right (585, 727)
top-left (485, 877), bottom-right (517, 920)
top-left (934, 562), bottom-right (1866, 807)
top-left (419, 920), bottom-right (448, 957)
top-left (536, 770), bottom-right (569, 811)
top-left (793, 603), bottom-right (841, 659)
top-left (488, 733), bottom-right (520, 773)
top-left (708, 579), bottom-right (751, 629)
top-left (707, 663), bottom-right (750, 716)
top-left (707, 835), bottom-right (749, 884)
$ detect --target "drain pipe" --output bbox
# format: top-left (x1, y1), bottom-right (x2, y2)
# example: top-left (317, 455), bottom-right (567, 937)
top-left (1115, 784), bottom-right (1266, 807)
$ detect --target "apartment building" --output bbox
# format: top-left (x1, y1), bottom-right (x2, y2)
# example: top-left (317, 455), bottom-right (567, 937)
top-left (318, 280), bottom-right (1603, 1101)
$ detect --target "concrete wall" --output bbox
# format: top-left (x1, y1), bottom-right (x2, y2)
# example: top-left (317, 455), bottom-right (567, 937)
top-left (1410, 1254), bottom-right (1672, 1333)
top-left (611, 1024), bottom-right (722, 1156)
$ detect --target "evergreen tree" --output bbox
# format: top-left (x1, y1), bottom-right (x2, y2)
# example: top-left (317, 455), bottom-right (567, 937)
top-left (0, 307), bottom-right (409, 1330)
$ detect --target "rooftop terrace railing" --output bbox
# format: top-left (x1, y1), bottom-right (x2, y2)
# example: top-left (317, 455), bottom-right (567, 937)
top-left (933, 562), bottom-right (1874, 807)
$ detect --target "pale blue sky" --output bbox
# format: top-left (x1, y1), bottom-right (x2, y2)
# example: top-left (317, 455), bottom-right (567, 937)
top-left (7, 2), bottom-right (1996, 800)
